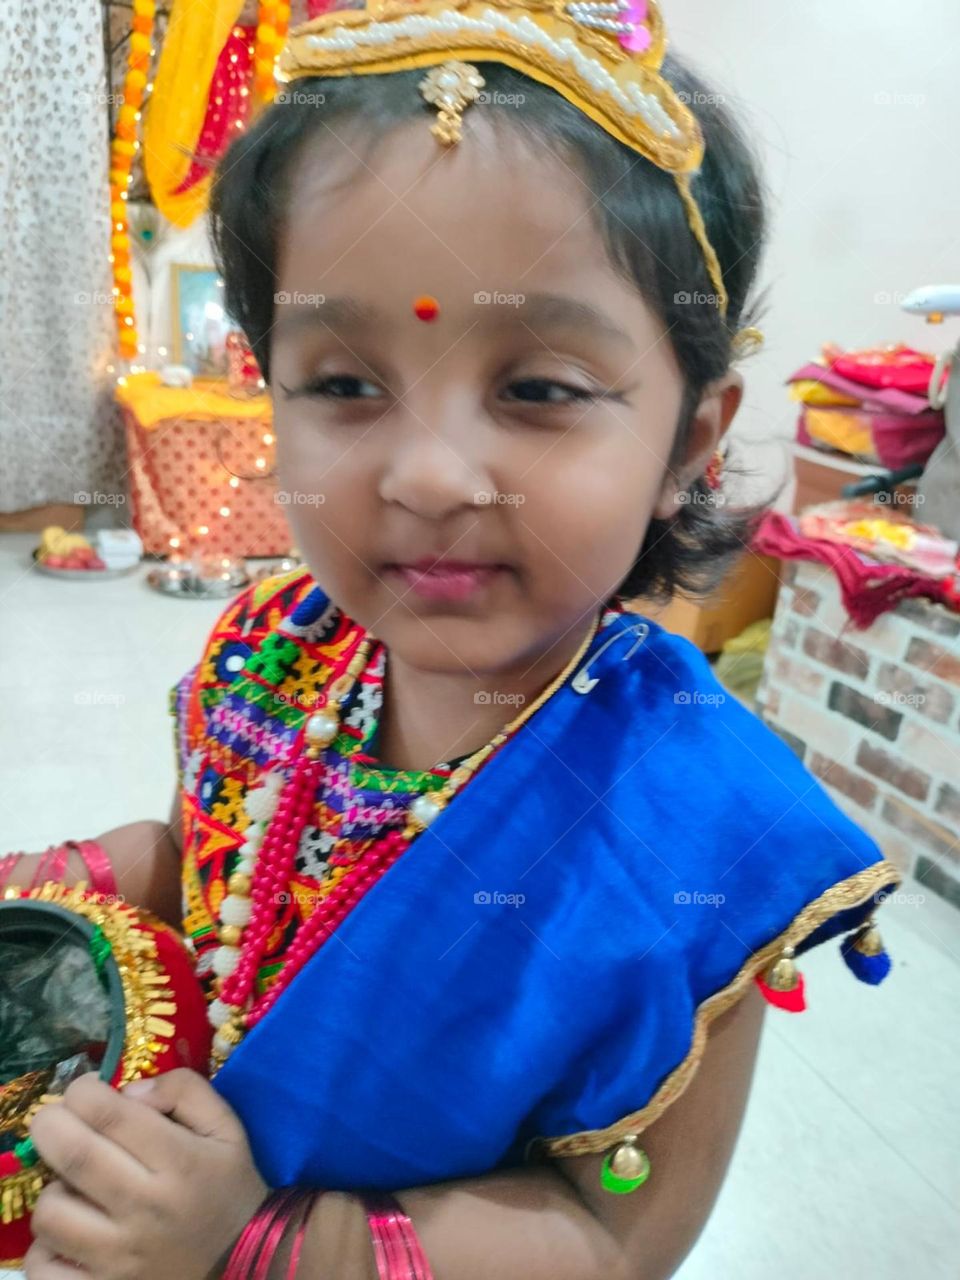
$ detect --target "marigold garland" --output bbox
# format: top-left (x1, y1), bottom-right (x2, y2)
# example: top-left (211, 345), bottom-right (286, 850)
top-left (109, 0), bottom-right (157, 361)
top-left (253, 0), bottom-right (291, 106)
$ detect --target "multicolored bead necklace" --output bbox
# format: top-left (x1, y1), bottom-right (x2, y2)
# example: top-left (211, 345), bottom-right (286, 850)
top-left (207, 610), bottom-right (605, 1070)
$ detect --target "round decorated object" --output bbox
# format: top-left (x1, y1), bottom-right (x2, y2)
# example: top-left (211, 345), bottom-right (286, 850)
top-left (0, 885), bottom-right (211, 1270)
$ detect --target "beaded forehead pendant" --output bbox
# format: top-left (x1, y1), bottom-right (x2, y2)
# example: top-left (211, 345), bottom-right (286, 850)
top-left (278, 0), bottom-right (729, 316)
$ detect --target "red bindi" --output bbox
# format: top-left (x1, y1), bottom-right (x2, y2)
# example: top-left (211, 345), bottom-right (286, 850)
top-left (413, 295), bottom-right (440, 321)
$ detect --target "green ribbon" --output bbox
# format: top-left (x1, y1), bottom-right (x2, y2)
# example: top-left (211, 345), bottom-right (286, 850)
top-left (14, 1135), bottom-right (39, 1168)
top-left (88, 924), bottom-right (112, 982)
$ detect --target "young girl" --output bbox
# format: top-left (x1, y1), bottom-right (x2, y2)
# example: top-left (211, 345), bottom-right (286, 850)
top-left (11, 1), bottom-right (902, 1276)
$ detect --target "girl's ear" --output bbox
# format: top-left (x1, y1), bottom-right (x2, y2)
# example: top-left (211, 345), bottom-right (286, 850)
top-left (652, 371), bottom-right (744, 520)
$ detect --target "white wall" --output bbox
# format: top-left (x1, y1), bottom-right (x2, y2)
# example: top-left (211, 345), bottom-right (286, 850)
top-left (666, 0), bottom-right (960, 501)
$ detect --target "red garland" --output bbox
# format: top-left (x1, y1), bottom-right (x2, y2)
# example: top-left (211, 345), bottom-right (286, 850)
top-left (173, 25), bottom-right (255, 197)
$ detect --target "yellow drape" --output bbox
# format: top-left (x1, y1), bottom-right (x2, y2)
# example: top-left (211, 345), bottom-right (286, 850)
top-left (143, 0), bottom-right (245, 227)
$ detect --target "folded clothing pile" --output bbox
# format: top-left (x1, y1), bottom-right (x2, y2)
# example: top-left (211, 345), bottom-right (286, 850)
top-left (787, 343), bottom-right (945, 470)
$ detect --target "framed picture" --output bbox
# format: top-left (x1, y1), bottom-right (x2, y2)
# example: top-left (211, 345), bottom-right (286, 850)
top-left (170, 264), bottom-right (236, 377)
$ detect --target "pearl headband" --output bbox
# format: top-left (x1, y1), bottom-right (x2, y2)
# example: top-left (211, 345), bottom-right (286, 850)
top-left (278, 0), bottom-right (744, 325)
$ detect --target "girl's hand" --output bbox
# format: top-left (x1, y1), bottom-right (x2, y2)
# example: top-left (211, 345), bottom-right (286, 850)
top-left (25, 1069), bottom-right (269, 1280)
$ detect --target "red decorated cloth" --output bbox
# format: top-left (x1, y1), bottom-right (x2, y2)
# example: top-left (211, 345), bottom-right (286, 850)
top-left (753, 508), bottom-right (959, 628)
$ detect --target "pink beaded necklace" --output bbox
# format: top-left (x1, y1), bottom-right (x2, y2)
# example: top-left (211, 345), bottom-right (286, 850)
top-left (207, 614), bottom-right (604, 1071)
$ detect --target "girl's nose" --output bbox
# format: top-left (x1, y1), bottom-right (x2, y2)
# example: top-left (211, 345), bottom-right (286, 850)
top-left (378, 410), bottom-right (493, 519)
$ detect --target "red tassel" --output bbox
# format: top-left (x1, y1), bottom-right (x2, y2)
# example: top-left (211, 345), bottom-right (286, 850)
top-left (754, 968), bottom-right (807, 1011)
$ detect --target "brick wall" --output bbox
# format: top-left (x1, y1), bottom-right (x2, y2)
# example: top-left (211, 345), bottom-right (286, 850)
top-left (756, 561), bottom-right (960, 910)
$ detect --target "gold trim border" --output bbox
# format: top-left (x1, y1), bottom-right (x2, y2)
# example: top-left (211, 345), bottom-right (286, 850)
top-left (279, 0), bottom-right (702, 175)
top-left (534, 858), bottom-right (902, 1157)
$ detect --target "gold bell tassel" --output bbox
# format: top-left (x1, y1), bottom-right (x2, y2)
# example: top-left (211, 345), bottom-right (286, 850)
top-left (754, 942), bottom-right (807, 1012)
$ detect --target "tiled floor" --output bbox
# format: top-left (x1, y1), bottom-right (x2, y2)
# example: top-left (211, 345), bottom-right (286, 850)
top-left (1, 531), bottom-right (958, 1279)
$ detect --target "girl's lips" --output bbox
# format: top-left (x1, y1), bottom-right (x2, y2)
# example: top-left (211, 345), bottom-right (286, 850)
top-left (383, 563), bottom-right (508, 603)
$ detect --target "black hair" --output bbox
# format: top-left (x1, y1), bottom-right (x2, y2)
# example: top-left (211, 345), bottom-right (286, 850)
top-left (209, 56), bottom-right (772, 603)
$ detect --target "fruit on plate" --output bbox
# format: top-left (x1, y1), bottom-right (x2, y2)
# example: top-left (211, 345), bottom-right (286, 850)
top-left (36, 526), bottom-right (107, 572)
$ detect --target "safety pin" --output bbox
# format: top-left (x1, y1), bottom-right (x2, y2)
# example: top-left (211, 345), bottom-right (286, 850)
top-left (572, 620), bottom-right (649, 694)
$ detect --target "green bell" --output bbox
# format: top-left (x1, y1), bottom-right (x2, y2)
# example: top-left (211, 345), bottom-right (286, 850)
top-left (601, 1135), bottom-right (651, 1193)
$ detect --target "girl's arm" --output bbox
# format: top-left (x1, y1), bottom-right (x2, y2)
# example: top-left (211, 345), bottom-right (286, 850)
top-left (6, 790), bottom-right (184, 928)
top-left (271, 985), bottom-right (766, 1280)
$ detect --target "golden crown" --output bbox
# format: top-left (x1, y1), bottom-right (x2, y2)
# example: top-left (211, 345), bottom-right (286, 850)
top-left (278, 0), bottom-right (730, 317)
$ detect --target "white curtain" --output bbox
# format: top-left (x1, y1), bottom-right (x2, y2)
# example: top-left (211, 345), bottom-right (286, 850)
top-left (0, 0), bottom-right (125, 511)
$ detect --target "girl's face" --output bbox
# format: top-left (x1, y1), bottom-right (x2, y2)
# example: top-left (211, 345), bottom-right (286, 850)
top-left (271, 117), bottom-right (739, 675)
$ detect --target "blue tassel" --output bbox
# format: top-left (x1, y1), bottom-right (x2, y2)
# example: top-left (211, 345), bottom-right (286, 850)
top-left (840, 921), bottom-right (892, 985)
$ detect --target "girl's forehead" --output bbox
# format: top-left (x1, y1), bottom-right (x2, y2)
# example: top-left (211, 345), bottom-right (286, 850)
top-left (282, 119), bottom-right (611, 285)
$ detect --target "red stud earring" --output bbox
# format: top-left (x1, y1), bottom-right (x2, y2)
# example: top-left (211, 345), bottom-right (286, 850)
top-left (413, 295), bottom-right (439, 321)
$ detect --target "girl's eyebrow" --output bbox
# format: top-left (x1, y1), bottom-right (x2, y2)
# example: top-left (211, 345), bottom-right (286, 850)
top-left (488, 292), bottom-right (637, 352)
top-left (272, 292), bottom-right (635, 351)
top-left (272, 296), bottom-right (380, 336)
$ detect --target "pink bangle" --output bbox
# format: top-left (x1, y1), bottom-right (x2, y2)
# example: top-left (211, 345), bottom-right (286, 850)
top-left (363, 1193), bottom-right (433, 1280)
top-left (66, 839), bottom-right (118, 897)
top-left (223, 1187), bottom-right (321, 1280)
top-left (29, 844), bottom-right (70, 889)
top-left (0, 852), bottom-right (25, 892)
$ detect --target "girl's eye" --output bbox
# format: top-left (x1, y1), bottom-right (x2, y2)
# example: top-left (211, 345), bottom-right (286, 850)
top-left (279, 374), bottom-right (383, 400)
top-left (502, 378), bottom-right (606, 406)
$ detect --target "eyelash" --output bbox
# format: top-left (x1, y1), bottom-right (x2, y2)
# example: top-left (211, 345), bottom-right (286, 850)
top-left (278, 375), bottom-right (621, 407)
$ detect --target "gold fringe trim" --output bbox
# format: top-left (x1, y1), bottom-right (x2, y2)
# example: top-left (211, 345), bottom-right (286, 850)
top-left (0, 884), bottom-right (184, 1222)
top-left (535, 858), bottom-right (901, 1157)
top-left (1, 1164), bottom-right (45, 1227)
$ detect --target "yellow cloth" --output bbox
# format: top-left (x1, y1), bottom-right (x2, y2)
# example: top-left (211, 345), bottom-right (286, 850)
top-left (143, 0), bottom-right (244, 227)
top-left (115, 371), bottom-right (271, 430)
top-left (788, 379), bottom-right (861, 407)
top-left (802, 407), bottom-right (875, 457)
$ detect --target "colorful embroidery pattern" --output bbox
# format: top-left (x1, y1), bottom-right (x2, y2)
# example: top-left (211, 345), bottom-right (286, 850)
top-left (171, 569), bottom-right (601, 1000)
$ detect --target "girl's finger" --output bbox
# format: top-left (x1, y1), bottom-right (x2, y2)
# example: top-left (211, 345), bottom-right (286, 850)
top-left (121, 1067), bottom-right (244, 1143)
top-left (29, 1096), bottom-right (152, 1208)
top-left (23, 1233), bottom-right (92, 1278)
top-left (28, 1180), bottom-right (112, 1274)
top-left (43, 1073), bottom-right (189, 1175)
